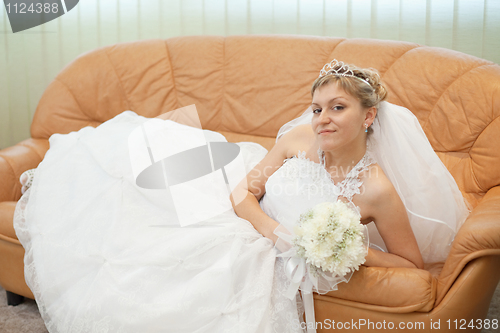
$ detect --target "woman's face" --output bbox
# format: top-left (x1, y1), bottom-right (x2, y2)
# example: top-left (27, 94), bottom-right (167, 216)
top-left (311, 82), bottom-right (373, 152)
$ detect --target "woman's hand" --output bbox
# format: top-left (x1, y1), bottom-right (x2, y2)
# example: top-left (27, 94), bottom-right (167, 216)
top-left (230, 191), bottom-right (280, 244)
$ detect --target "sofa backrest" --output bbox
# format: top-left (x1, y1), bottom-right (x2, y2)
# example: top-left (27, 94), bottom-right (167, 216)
top-left (31, 35), bottom-right (500, 206)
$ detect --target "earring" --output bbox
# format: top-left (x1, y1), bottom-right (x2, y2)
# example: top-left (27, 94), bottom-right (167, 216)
top-left (364, 123), bottom-right (369, 133)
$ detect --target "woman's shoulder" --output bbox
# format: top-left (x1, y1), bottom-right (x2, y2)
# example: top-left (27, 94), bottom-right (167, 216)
top-left (359, 162), bottom-right (399, 206)
top-left (355, 162), bottom-right (404, 224)
top-left (280, 123), bottom-right (314, 141)
top-left (278, 124), bottom-right (315, 158)
top-left (252, 124), bottom-right (314, 175)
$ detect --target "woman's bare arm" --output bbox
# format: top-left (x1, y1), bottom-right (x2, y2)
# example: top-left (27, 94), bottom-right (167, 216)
top-left (231, 192), bottom-right (281, 243)
top-left (230, 127), bottom-right (306, 243)
top-left (364, 248), bottom-right (422, 269)
top-left (361, 170), bottom-right (424, 269)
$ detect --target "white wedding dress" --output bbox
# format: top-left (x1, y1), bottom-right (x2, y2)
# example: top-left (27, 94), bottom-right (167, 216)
top-left (14, 111), bottom-right (312, 333)
top-left (13, 103), bottom-right (469, 333)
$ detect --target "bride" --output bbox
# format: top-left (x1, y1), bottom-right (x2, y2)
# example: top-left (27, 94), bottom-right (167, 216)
top-left (237, 61), bottom-right (424, 270)
top-left (14, 60), bottom-right (469, 333)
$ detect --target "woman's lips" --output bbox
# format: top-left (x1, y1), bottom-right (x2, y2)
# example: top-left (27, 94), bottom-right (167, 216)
top-left (319, 130), bottom-right (335, 135)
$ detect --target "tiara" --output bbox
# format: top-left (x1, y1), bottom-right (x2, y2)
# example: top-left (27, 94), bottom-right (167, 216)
top-left (319, 59), bottom-right (372, 87)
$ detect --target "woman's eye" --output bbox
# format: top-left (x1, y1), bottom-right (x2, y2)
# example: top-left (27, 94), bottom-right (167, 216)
top-left (332, 105), bottom-right (344, 111)
top-left (312, 108), bottom-right (322, 114)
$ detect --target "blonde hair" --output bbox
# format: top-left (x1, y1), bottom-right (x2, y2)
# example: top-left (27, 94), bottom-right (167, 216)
top-left (311, 63), bottom-right (387, 109)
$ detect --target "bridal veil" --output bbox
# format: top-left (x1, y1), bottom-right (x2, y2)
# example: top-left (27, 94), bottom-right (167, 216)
top-left (276, 101), bottom-right (470, 263)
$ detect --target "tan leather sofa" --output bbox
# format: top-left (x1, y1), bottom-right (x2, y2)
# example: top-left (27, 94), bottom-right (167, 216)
top-left (1, 35), bottom-right (499, 332)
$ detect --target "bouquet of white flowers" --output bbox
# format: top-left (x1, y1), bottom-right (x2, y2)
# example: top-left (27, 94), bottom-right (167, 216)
top-left (292, 200), bottom-right (367, 277)
top-left (273, 200), bottom-right (368, 333)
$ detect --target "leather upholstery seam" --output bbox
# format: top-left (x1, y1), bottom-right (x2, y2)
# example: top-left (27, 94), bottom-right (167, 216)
top-left (469, 160), bottom-right (484, 193)
top-left (103, 47), bottom-right (134, 112)
top-left (433, 263), bottom-right (475, 315)
top-left (314, 293), bottom-right (433, 313)
top-left (470, 105), bottom-right (500, 144)
top-left (466, 69), bottom-right (500, 193)
top-left (221, 37), bottom-right (226, 132)
top-left (54, 77), bottom-right (90, 121)
top-left (217, 130), bottom-right (275, 139)
top-left (425, 64), bottom-right (500, 193)
top-left (0, 232), bottom-right (21, 245)
top-left (18, 140), bottom-right (45, 161)
top-left (326, 38), bottom-right (347, 63)
top-left (436, 249), bottom-right (500, 306)
top-left (356, 44), bottom-right (421, 107)
top-left (0, 155), bottom-right (16, 182)
top-left (380, 44), bottom-right (421, 78)
top-left (164, 40), bottom-right (180, 109)
top-left (422, 63), bottom-right (489, 135)
top-left (469, 113), bottom-right (500, 185)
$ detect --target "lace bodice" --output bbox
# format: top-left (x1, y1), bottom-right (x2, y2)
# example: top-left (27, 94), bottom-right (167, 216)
top-left (260, 149), bottom-right (375, 231)
top-left (316, 149), bottom-right (375, 202)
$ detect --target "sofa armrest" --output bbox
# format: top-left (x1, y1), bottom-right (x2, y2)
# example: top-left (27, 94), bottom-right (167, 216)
top-left (317, 265), bottom-right (437, 313)
top-left (0, 138), bottom-right (49, 202)
top-left (435, 186), bottom-right (500, 305)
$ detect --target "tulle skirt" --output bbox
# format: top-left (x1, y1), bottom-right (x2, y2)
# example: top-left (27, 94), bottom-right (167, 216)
top-left (14, 111), bottom-right (304, 333)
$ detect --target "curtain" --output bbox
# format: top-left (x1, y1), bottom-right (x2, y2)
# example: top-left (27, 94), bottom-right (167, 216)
top-left (1, 0), bottom-right (499, 149)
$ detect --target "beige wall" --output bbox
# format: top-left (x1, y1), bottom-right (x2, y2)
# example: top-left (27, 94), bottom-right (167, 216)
top-left (1, 0), bottom-right (499, 149)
